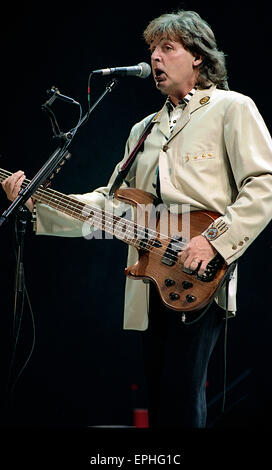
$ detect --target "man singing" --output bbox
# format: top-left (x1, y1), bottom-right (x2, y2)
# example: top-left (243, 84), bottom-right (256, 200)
top-left (2, 10), bottom-right (272, 427)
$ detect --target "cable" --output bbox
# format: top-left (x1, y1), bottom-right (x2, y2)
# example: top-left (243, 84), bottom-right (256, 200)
top-left (222, 274), bottom-right (230, 414)
top-left (6, 215), bottom-right (36, 398)
top-left (69, 101), bottom-right (83, 137)
top-left (87, 72), bottom-right (92, 114)
top-left (9, 281), bottom-right (36, 396)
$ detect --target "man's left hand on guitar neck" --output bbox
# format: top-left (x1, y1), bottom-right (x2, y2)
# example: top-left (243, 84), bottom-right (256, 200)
top-left (1, 170), bottom-right (34, 213)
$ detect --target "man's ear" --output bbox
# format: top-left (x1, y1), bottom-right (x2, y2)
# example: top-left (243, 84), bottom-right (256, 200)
top-left (193, 56), bottom-right (202, 66)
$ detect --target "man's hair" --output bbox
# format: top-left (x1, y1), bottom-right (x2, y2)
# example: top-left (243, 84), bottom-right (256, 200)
top-left (143, 10), bottom-right (229, 90)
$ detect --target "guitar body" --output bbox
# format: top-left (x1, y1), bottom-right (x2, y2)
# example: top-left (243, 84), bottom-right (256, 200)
top-left (115, 188), bottom-right (233, 312)
top-left (0, 167), bottom-right (235, 314)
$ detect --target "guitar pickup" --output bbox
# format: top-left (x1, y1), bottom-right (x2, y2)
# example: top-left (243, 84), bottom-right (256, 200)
top-left (162, 254), bottom-right (176, 266)
top-left (139, 237), bottom-right (162, 250)
top-left (161, 236), bottom-right (183, 266)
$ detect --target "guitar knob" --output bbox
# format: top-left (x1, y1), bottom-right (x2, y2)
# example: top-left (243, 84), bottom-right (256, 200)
top-left (186, 294), bottom-right (196, 303)
top-left (182, 281), bottom-right (193, 289)
top-left (165, 278), bottom-right (175, 287)
top-left (169, 292), bottom-right (180, 301)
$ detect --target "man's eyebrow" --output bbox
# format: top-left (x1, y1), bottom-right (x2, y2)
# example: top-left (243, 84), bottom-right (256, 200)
top-left (149, 36), bottom-right (166, 49)
top-left (150, 35), bottom-right (176, 47)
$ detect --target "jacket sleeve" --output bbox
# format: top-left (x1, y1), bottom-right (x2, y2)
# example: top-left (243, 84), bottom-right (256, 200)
top-left (202, 95), bottom-right (272, 264)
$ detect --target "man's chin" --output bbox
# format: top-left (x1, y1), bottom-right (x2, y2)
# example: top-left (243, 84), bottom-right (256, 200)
top-left (156, 81), bottom-right (168, 95)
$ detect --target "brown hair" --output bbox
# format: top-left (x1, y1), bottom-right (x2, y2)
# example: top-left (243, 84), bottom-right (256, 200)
top-left (143, 10), bottom-right (229, 90)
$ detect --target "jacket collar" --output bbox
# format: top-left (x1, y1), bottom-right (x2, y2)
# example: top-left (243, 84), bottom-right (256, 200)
top-left (153, 84), bottom-right (217, 141)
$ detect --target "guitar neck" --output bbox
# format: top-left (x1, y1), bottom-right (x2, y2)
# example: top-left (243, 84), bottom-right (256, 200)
top-left (0, 168), bottom-right (141, 247)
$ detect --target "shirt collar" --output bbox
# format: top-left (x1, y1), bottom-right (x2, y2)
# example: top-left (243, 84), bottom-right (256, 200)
top-left (166, 86), bottom-right (197, 111)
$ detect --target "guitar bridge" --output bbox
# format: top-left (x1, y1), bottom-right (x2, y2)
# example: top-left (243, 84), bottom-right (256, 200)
top-left (197, 254), bottom-right (224, 282)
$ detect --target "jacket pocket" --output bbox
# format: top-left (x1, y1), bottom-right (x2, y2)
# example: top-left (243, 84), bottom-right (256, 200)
top-left (182, 150), bottom-right (216, 164)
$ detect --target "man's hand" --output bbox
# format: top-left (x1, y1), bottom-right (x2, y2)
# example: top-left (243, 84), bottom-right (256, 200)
top-left (1, 170), bottom-right (34, 213)
top-left (178, 235), bottom-right (218, 276)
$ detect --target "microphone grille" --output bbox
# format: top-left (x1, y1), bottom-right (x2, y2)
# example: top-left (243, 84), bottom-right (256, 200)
top-left (138, 62), bottom-right (151, 79)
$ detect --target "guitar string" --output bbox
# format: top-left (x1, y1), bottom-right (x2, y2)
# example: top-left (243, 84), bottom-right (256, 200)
top-left (36, 190), bottom-right (188, 255)
top-left (0, 168), bottom-right (181, 246)
top-left (0, 170), bottom-right (194, 261)
top-left (33, 191), bottom-right (187, 264)
top-left (0, 169), bottom-right (182, 264)
top-left (0, 169), bottom-right (215, 295)
top-left (0, 170), bottom-right (190, 265)
top-left (1, 168), bottom-right (220, 320)
top-left (0, 169), bottom-right (218, 275)
top-left (1, 169), bottom-right (223, 315)
top-left (0, 170), bottom-right (196, 266)
top-left (0, 169), bottom-right (161, 244)
top-left (0, 171), bottom-right (187, 268)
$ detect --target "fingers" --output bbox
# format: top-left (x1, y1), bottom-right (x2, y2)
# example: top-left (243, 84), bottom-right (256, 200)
top-left (180, 253), bottom-right (208, 274)
top-left (2, 170), bottom-right (34, 212)
top-left (1, 170), bottom-right (25, 201)
top-left (178, 235), bottom-right (217, 275)
top-left (198, 260), bottom-right (208, 276)
top-left (180, 252), bottom-right (201, 272)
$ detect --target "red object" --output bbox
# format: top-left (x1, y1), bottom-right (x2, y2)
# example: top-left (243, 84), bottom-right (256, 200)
top-left (133, 408), bottom-right (149, 428)
top-left (130, 383), bottom-right (139, 391)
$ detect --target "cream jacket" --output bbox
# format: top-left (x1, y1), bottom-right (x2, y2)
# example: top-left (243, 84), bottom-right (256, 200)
top-left (35, 85), bottom-right (272, 330)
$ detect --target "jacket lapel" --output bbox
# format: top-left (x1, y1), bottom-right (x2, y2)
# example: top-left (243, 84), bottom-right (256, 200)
top-left (156, 105), bottom-right (171, 139)
top-left (167, 85), bottom-right (216, 143)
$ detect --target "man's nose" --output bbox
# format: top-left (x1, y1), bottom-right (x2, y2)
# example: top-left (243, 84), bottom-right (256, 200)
top-left (151, 47), bottom-right (161, 61)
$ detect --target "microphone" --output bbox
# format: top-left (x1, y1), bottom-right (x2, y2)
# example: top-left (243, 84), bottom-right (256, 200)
top-left (92, 62), bottom-right (151, 79)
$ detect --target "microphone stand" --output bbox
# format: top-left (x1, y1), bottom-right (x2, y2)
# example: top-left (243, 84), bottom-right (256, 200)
top-left (1, 78), bottom-right (118, 400)
top-left (0, 78), bottom-right (118, 228)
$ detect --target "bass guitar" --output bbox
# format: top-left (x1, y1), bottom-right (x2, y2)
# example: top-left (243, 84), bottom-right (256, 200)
top-left (0, 168), bottom-right (235, 314)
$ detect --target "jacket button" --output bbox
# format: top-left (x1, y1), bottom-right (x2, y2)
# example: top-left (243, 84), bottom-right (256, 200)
top-left (162, 144), bottom-right (169, 152)
top-left (232, 245), bottom-right (237, 250)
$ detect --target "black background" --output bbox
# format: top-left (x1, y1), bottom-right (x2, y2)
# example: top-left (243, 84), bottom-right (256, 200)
top-left (0, 0), bottom-right (271, 461)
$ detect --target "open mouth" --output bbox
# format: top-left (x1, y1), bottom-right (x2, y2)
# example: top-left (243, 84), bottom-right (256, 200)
top-left (154, 68), bottom-right (167, 82)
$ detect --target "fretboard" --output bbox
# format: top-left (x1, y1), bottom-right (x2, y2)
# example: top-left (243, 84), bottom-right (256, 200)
top-left (0, 168), bottom-right (149, 249)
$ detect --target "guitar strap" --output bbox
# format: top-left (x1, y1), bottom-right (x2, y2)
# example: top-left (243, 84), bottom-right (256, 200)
top-left (109, 111), bottom-right (160, 196)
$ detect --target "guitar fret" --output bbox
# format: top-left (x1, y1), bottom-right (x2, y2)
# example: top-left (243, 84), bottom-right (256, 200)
top-left (0, 168), bottom-right (171, 249)
top-left (0, 169), bottom-right (156, 247)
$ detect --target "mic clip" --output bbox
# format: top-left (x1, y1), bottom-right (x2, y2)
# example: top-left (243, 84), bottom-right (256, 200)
top-left (41, 87), bottom-right (79, 140)
top-left (106, 79), bottom-right (119, 92)
top-left (43, 86), bottom-right (79, 107)
top-left (52, 131), bottom-right (74, 142)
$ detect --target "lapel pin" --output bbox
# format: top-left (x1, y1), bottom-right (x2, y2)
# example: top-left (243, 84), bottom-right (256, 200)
top-left (200, 96), bottom-right (210, 105)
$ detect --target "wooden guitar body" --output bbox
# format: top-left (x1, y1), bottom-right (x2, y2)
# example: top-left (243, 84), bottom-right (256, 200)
top-left (0, 168), bottom-right (235, 315)
top-left (115, 188), bottom-right (234, 312)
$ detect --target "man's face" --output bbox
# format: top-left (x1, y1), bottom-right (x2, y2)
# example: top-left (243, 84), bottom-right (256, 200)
top-left (150, 36), bottom-right (201, 101)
